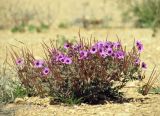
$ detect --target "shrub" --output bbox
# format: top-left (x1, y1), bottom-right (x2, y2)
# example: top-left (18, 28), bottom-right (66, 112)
top-left (132, 0), bottom-right (160, 28)
top-left (28, 24), bottom-right (37, 32)
top-left (36, 23), bottom-right (50, 33)
top-left (11, 23), bottom-right (26, 33)
top-left (139, 86), bottom-right (160, 95)
top-left (11, 23), bottom-right (50, 33)
top-left (0, 62), bottom-right (27, 104)
top-left (58, 22), bottom-right (70, 29)
top-left (6, 1), bottom-right (54, 32)
top-left (138, 66), bottom-right (160, 95)
top-left (150, 87), bottom-right (160, 94)
top-left (11, 35), bottom-right (146, 104)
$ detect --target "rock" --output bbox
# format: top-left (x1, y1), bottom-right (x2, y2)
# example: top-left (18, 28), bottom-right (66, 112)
top-left (81, 103), bottom-right (87, 106)
top-left (24, 97), bottom-right (50, 106)
top-left (116, 112), bottom-right (131, 116)
top-left (14, 98), bottom-right (25, 104)
top-left (125, 81), bottom-right (140, 88)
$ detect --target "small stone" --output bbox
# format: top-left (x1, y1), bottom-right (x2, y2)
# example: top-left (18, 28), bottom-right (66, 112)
top-left (24, 96), bottom-right (29, 101)
top-left (125, 81), bottom-right (139, 88)
top-left (73, 105), bottom-right (79, 108)
top-left (116, 112), bottom-right (131, 116)
top-left (14, 98), bottom-right (25, 104)
top-left (81, 103), bottom-right (87, 106)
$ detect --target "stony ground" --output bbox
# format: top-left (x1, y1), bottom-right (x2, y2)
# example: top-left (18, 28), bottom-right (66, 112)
top-left (1, 87), bottom-right (160, 116)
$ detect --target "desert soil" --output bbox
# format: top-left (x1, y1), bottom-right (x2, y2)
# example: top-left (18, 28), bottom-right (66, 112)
top-left (1, 87), bottom-right (160, 116)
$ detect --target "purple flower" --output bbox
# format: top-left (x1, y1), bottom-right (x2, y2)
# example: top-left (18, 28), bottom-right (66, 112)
top-left (141, 62), bottom-right (147, 69)
top-left (33, 60), bottom-right (44, 68)
top-left (60, 57), bottom-right (65, 63)
top-left (99, 51), bottom-right (107, 58)
top-left (16, 58), bottom-right (24, 65)
top-left (56, 54), bottom-right (64, 61)
top-left (72, 44), bottom-right (82, 51)
top-left (136, 40), bottom-right (143, 52)
top-left (114, 42), bottom-right (121, 49)
top-left (98, 48), bottom-right (104, 53)
top-left (137, 45), bottom-right (143, 53)
top-left (135, 58), bottom-right (140, 65)
top-left (96, 41), bottom-right (104, 48)
top-left (42, 67), bottom-right (50, 75)
top-left (64, 43), bottom-right (70, 49)
top-left (115, 51), bottom-right (125, 59)
top-left (90, 46), bottom-right (97, 54)
top-left (136, 40), bottom-right (142, 46)
top-left (104, 41), bottom-right (113, 49)
top-left (106, 48), bottom-right (113, 56)
top-left (79, 50), bottom-right (88, 59)
top-left (64, 57), bottom-right (72, 64)
top-left (111, 52), bottom-right (116, 57)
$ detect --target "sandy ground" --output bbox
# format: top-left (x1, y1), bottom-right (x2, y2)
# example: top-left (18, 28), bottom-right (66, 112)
top-left (1, 88), bottom-right (160, 116)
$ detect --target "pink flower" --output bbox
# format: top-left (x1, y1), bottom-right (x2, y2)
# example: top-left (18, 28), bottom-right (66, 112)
top-left (135, 58), bottom-right (140, 65)
top-left (99, 51), bottom-right (107, 58)
top-left (90, 46), bottom-right (97, 54)
top-left (64, 57), bottom-right (72, 64)
top-left (104, 41), bottom-right (113, 49)
top-left (56, 54), bottom-right (64, 61)
top-left (60, 57), bottom-right (65, 63)
top-left (72, 44), bottom-right (82, 51)
top-left (96, 41), bottom-right (105, 48)
top-left (141, 62), bottom-right (147, 69)
top-left (79, 50), bottom-right (88, 59)
top-left (106, 48), bottom-right (113, 56)
top-left (114, 42), bottom-right (121, 49)
top-left (98, 48), bottom-right (104, 53)
top-left (136, 40), bottom-right (143, 53)
top-left (115, 51), bottom-right (125, 59)
top-left (42, 67), bottom-right (50, 75)
top-left (33, 60), bottom-right (44, 68)
top-left (64, 43), bottom-right (70, 49)
top-left (16, 58), bottom-right (24, 65)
